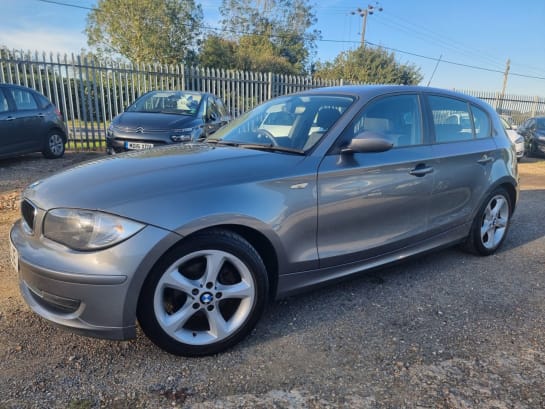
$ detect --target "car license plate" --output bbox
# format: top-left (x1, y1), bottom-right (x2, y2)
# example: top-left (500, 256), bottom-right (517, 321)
top-left (125, 141), bottom-right (154, 150)
top-left (9, 239), bottom-right (19, 273)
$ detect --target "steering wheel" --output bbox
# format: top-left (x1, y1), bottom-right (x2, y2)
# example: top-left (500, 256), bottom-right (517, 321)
top-left (256, 129), bottom-right (278, 146)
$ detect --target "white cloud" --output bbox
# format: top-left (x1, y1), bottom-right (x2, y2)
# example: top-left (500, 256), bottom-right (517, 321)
top-left (0, 28), bottom-right (87, 55)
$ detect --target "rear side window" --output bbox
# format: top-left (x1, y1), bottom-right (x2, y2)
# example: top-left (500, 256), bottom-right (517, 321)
top-left (470, 105), bottom-right (491, 139)
top-left (429, 96), bottom-right (473, 143)
top-left (9, 88), bottom-right (38, 111)
top-left (35, 92), bottom-right (52, 109)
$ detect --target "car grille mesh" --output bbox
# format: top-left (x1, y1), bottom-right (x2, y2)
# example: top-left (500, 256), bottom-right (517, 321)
top-left (21, 199), bottom-right (36, 233)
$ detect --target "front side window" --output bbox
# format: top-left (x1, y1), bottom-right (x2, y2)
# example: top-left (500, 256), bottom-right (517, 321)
top-left (215, 97), bottom-right (228, 117)
top-left (343, 94), bottom-right (423, 148)
top-left (207, 97), bottom-right (220, 120)
top-left (429, 96), bottom-right (473, 143)
top-left (9, 88), bottom-right (38, 111)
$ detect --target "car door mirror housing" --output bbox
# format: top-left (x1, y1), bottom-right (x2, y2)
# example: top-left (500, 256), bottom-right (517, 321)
top-left (342, 131), bottom-right (394, 154)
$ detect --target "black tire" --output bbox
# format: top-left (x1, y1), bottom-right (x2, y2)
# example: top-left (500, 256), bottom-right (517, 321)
top-left (42, 131), bottom-right (65, 158)
top-left (464, 187), bottom-right (512, 256)
top-left (137, 229), bottom-right (268, 356)
top-left (530, 141), bottom-right (539, 157)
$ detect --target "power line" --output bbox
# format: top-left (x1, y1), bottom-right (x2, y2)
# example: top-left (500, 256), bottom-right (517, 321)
top-left (36, 0), bottom-right (93, 10)
top-left (363, 40), bottom-right (545, 80)
top-left (33, 0), bottom-right (545, 81)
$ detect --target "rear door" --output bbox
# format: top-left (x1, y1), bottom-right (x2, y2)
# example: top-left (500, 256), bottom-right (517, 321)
top-left (0, 88), bottom-right (18, 156)
top-left (4, 87), bottom-right (44, 152)
top-left (425, 94), bottom-right (497, 234)
top-left (317, 93), bottom-right (435, 266)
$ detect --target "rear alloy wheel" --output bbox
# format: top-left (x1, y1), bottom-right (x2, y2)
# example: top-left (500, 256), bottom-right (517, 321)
top-left (137, 230), bottom-right (268, 356)
top-left (465, 188), bottom-right (511, 256)
top-left (42, 131), bottom-right (65, 158)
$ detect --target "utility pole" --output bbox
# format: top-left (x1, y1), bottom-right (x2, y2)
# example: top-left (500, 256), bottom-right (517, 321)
top-left (501, 58), bottom-right (511, 97)
top-left (351, 3), bottom-right (383, 47)
top-left (426, 54), bottom-right (442, 87)
top-left (498, 58), bottom-right (510, 113)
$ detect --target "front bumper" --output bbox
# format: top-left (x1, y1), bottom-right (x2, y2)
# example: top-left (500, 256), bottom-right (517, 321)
top-left (514, 141), bottom-right (525, 159)
top-left (10, 219), bottom-right (179, 340)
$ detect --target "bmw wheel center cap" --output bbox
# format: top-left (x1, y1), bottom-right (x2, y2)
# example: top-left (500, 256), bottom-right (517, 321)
top-left (200, 292), bottom-right (213, 304)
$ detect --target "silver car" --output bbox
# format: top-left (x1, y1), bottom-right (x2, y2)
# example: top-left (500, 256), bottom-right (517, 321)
top-left (10, 86), bottom-right (519, 356)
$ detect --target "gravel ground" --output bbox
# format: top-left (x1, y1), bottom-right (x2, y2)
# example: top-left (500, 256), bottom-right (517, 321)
top-left (1, 153), bottom-right (544, 409)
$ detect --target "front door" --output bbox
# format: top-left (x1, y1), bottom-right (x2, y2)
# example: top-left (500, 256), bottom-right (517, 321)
top-left (317, 93), bottom-right (435, 267)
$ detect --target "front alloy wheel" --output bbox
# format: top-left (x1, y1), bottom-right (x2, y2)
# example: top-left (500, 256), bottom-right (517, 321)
top-left (138, 230), bottom-right (268, 356)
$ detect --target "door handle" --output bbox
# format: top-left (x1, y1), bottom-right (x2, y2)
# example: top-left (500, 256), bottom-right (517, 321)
top-left (477, 155), bottom-right (494, 164)
top-left (37, 113), bottom-right (46, 118)
top-left (409, 165), bottom-right (434, 177)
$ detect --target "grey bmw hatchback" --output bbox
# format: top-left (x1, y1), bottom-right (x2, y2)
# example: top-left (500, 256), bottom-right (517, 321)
top-left (10, 86), bottom-right (519, 356)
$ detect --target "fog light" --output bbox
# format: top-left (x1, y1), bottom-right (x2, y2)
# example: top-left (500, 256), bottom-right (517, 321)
top-left (27, 283), bottom-right (81, 313)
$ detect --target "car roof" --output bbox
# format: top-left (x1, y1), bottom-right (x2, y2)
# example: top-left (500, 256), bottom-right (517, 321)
top-left (299, 84), bottom-right (488, 107)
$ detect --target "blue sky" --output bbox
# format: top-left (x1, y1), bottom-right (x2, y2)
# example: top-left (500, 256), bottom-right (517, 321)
top-left (0, 0), bottom-right (544, 96)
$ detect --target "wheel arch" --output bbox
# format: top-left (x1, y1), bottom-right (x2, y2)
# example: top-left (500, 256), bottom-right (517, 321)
top-left (181, 224), bottom-right (280, 300)
top-left (498, 181), bottom-right (517, 214)
top-left (46, 126), bottom-right (68, 141)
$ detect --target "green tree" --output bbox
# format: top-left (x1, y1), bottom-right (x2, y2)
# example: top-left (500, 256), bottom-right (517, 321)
top-left (198, 35), bottom-right (237, 69)
top-left (315, 46), bottom-right (423, 85)
top-left (217, 0), bottom-right (320, 74)
top-left (235, 34), bottom-right (297, 74)
top-left (86, 0), bottom-right (203, 65)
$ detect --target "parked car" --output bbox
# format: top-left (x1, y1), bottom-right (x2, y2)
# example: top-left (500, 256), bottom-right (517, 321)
top-left (516, 116), bottom-right (545, 157)
top-left (500, 116), bottom-right (525, 160)
top-left (0, 83), bottom-right (67, 159)
top-left (10, 86), bottom-right (518, 356)
top-left (106, 90), bottom-right (230, 154)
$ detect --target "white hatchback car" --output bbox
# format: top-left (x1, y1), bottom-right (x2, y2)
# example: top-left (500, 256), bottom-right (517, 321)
top-left (500, 116), bottom-right (525, 160)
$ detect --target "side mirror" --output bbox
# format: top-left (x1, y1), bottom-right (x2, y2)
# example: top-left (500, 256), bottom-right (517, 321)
top-left (342, 131), bottom-right (394, 154)
top-left (207, 112), bottom-right (218, 122)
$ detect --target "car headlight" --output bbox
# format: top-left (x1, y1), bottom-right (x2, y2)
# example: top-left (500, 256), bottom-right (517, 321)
top-left (170, 127), bottom-right (203, 142)
top-left (107, 124), bottom-right (115, 138)
top-left (44, 209), bottom-right (145, 251)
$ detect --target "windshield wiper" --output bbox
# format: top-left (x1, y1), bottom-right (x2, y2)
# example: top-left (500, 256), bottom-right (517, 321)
top-left (159, 110), bottom-right (193, 116)
top-left (238, 143), bottom-right (305, 155)
top-left (206, 139), bottom-right (241, 146)
top-left (207, 140), bottom-right (305, 155)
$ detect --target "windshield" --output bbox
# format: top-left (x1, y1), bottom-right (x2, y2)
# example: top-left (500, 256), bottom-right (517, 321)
top-left (208, 94), bottom-right (354, 151)
top-left (537, 117), bottom-right (545, 129)
top-left (127, 91), bottom-right (203, 116)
